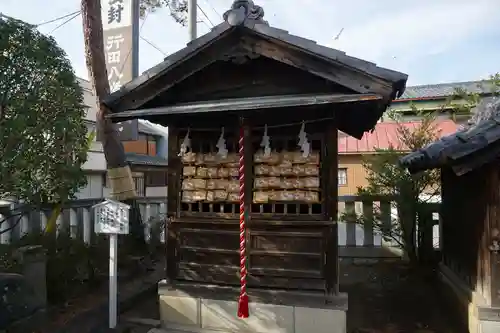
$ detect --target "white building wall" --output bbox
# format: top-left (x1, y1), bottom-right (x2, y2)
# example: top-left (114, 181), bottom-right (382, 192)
top-left (75, 174), bottom-right (105, 199)
top-left (80, 78), bottom-right (98, 122)
top-left (76, 79), bottom-right (107, 199)
top-left (146, 186), bottom-right (168, 197)
top-left (76, 79), bottom-right (167, 199)
top-left (80, 79), bottom-right (107, 173)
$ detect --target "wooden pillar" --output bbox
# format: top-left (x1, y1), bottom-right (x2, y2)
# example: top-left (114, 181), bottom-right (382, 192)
top-left (166, 126), bottom-right (181, 282)
top-left (490, 249), bottom-right (500, 307)
top-left (417, 204), bottom-right (435, 266)
top-left (242, 118), bottom-right (253, 217)
top-left (488, 167), bottom-right (500, 307)
top-left (324, 118), bottom-right (339, 296)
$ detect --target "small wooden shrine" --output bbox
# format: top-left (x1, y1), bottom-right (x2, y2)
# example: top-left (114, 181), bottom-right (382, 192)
top-left (400, 117), bottom-right (500, 333)
top-left (103, 1), bottom-right (407, 331)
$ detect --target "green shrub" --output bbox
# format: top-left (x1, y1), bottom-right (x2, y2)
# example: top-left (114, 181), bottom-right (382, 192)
top-left (13, 232), bottom-right (108, 304)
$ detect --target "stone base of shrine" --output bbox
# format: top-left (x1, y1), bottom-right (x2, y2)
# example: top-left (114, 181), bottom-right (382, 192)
top-left (439, 263), bottom-right (500, 333)
top-left (156, 280), bottom-right (348, 333)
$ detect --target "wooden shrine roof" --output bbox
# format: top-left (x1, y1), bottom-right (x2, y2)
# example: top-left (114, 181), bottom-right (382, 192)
top-left (102, 0), bottom-right (408, 138)
top-left (108, 93), bottom-right (382, 120)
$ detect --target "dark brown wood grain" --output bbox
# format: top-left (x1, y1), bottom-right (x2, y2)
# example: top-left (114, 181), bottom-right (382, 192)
top-left (488, 166), bottom-right (500, 307)
top-left (324, 118), bottom-right (339, 296)
top-left (440, 165), bottom-right (498, 306)
top-left (166, 126), bottom-right (181, 281)
top-left (111, 32), bottom-right (241, 112)
top-left (239, 35), bottom-right (393, 97)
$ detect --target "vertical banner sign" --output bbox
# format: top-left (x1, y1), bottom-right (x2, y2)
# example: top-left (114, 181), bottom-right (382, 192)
top-left (98, 0), bottom-right (139, 142)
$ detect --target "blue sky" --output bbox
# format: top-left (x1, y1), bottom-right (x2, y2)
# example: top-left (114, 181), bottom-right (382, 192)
top-left (3, 0), bottom-right (500, 86)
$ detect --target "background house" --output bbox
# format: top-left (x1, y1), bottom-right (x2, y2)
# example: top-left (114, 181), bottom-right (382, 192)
top-left (336, 80), bottom-right (494, 196)
top-left (77, 78), bottom-right (168, 199)
top-left (386, 80), bottom-right (494, 123)
top-left (337, 120), bottom-right (458, 196)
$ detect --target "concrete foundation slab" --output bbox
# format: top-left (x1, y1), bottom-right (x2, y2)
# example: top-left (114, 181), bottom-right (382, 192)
top-left (157, 281), bottom-right (347, 333)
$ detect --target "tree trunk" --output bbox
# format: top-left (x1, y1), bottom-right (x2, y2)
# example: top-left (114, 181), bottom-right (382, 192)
top-left (81, 0), bottom-right (127, 169)
top-left (81, 0), bottom-right (145, 250)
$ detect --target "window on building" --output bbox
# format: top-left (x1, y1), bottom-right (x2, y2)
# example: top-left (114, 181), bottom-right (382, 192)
top-left (338, 168), bottom-right (347, 186)
top-left (146, 171), bottom-right (168, 187)
top-left (133, 176), bottom-right (145, 197)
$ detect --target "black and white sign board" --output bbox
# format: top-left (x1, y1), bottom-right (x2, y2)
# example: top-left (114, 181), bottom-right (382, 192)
top-left (92, 199), bottom-right (130, 329)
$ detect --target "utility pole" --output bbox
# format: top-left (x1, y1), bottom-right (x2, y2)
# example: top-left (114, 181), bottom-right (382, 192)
top-left (188, 0), bottom-right (197, 41)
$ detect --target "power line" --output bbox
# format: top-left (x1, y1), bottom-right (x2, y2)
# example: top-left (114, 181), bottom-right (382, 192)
top-left (197, 4), bottom-right (214, 27)
top-left (140, 36), bottom-right (167, 56)
top-left (203, 0), bottom-right (222, 20)
top-left (36, 10), bottom-right (80, 27)
top-left (333, 28), bottom-right (344, 41)
top-left (117, 12), bottom-right (150, 76)
top-left (49, 11), bottom-right (81, 34)
top-left (200, 20), bottom-right (211, 29)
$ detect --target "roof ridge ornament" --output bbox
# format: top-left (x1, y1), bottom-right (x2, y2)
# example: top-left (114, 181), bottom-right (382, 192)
top-left (223, 0), bottom-right (267, 26)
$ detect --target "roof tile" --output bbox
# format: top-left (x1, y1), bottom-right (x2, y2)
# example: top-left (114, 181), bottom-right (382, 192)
top-left (398, 80), bottom-right (493, 100)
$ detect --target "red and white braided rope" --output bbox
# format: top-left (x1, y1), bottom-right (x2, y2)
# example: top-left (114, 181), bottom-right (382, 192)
top-left (237, 125), bottom-right (249, 318)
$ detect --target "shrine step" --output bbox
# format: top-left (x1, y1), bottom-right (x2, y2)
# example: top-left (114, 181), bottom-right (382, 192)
top-left (157, 281), bottom-right (348, 333)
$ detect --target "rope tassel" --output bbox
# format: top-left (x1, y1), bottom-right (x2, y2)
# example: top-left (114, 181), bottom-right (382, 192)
top-left (237, 125), bottom-right (249, 318)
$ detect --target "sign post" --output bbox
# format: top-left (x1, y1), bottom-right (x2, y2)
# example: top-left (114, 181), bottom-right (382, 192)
top-left (93, 199), bottom-right (131, 329)
top-left (98, 0), bottom-right (140, 142)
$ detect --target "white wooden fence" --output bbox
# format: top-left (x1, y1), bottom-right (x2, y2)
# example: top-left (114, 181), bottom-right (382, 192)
top-left (0, 195), bottom-right (440, 260)
top-left (0, 197), bottom-right (167, 245)
top-left (338, 195), bottom-right (441, 259)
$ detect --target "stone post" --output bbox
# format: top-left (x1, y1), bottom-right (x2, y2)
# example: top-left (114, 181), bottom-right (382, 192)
top-left (14, 245), bottom-right (47, 307)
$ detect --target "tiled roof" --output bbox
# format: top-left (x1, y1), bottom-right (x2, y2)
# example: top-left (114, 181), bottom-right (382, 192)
top-left (104, 21), bottom-right (407, 108)
top-left (397, 80), bottom-right (493, 100)
top-left (338, 120), bottom-right (459, 154)
top-left (400, 101), bottom-right (500, 175)
top-left (125, 152), bottom-right (168, 166)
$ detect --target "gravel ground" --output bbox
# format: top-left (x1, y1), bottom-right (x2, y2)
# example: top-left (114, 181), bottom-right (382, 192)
top-left (119, 261), bottom-right (466, 333)
top-left (38, 260), bottom-right (466, 333)
top-left (340, 261), bottom-right (466, 333)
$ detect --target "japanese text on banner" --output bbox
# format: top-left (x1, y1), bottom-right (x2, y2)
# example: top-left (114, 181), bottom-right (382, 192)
top-left (105, 33), bottom-right (125, 92)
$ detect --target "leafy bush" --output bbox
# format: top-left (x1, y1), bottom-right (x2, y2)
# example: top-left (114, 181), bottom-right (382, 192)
top-left (12, 232), bottom-right (108, 304)
top-left (341, 110), bottom-right (441, 265)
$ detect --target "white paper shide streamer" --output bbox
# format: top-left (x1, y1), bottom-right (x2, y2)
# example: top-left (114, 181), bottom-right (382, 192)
top-left (178, 128), bottom-right (191, 156)
top-left (297, 121), bottom-right (310, 158)
top-left (217, 127), bottom-right (228, 159)
top-left (260, 124), bottom-right (271, 157)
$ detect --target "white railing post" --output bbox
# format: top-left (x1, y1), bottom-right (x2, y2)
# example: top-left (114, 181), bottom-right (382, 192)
top-left (159, 202), bottom-right (166, 243)
top-left (20, 214), bottom-right (29, 238)
top-left (83, 207), bottom-right (91, 244)
top-left (69, 208), bottom-right (78, 239)
top-left (144, 204), bottom-right (151, 243)
top-left (55, 211), bottom-right (63, 237)
top-left (344, 200), bottom-right (357, 246)
top-left (362, 199), bottom-right (374, 246)
top-left (380, 200), bottom-right (393, 248)
top-left (0, 211), bottom-right (10, 244)
top-left (40, 211), bottom-right (48, 232)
